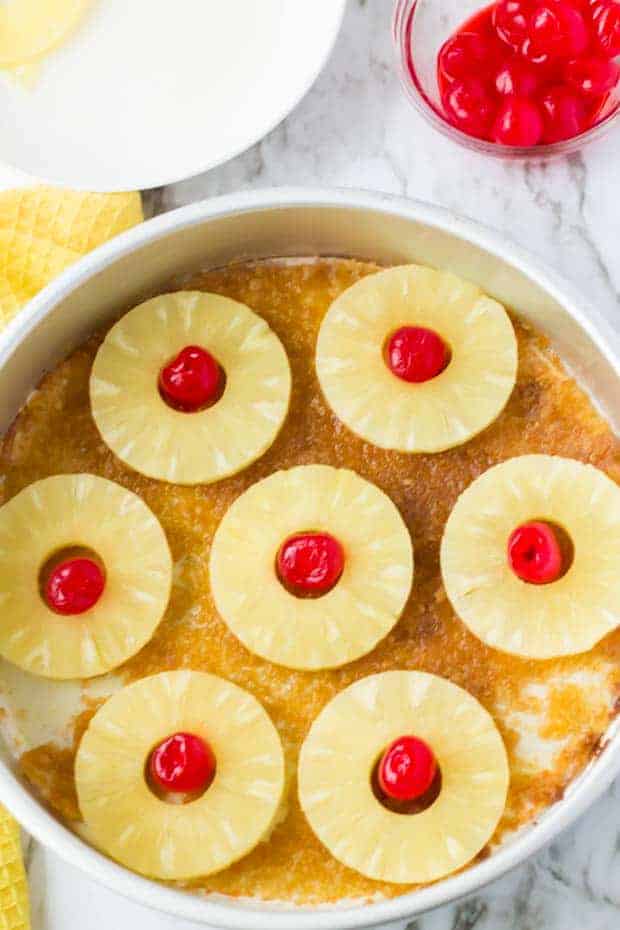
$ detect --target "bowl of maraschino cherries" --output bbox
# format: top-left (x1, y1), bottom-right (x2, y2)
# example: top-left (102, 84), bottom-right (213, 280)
top-left (393, 0), bottom-right (620, 155)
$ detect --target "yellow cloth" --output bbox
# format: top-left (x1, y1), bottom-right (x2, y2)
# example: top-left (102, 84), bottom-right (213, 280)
top-left (0, 807), bottom-right (29, 930)
top-left (0, 187), bottom-right (143, 326)
top-left (0, 185), bottom-right (144, 928)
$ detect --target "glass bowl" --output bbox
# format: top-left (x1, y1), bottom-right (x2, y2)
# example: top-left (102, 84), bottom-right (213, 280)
top-left (392, 0), bottom-right (620, 158)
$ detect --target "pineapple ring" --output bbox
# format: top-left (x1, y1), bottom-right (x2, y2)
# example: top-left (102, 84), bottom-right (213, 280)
top-left (316, 264), bottom-right (517, 453)
top-left (0, 474), bottom-right (172, 679)
top-left (298, 671), bottom-right (509, 884)
top-left (90, 291), bottom-right (291, 485)
top-left (210, 465), bottom-right (413, 670)
top-left (441, 455), bottom-right (620, 659)
top-left (75, 671), bottom-right (285, 880)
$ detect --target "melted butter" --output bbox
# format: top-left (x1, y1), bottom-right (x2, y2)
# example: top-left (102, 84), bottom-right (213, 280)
top-left (0, 0), bottom-right (92, 71)
top-left (5, 63), bottom-right (40, 90)
top-left (4, 259), bottom-right (620, 905)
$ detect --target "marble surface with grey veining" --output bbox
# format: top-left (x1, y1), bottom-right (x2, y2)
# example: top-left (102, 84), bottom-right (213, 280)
top-left (23, 0), bottom-right (620, 927)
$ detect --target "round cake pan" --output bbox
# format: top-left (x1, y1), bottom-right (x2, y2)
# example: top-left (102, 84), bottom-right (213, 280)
top-left (0, 189), bottom-right (619, 929)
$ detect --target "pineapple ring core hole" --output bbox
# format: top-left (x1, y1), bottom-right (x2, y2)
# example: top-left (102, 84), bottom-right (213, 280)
top-left (370, 749), bottom-right (442, 815)
top-left (158, 345), bottom-right (227, 413)
top-left (38, 546), bottom-right (106, 615)
top-left (275, 530), bottom-right (345, 598)
top-left (507, 520), bottom-right (574, 585)
top-left (383, 326), bottom-right (452, 384)
top-left (145, 732), bottom-right (217, 804)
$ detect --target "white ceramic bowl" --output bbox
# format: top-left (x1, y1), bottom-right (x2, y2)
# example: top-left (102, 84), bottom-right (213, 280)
top-left (0, 1), bottom-right (346, 191)
top-left (0, 188), bottom-right (619, 929)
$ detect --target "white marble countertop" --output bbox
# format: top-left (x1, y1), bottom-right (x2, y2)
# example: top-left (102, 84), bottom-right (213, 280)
top-left (19, 0), bottom-right (620, 928)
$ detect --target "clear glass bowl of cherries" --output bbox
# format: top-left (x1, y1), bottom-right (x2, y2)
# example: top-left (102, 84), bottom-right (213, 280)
top-left (393, 0), bottom-right (620, 156)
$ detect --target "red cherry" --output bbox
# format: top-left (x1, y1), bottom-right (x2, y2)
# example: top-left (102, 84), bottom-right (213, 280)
top-left (442, 77), bottom-right (497, 137)
top-left (386, 327), bottom-right (449, 383)
top-left (588, 86), bottom-right (618, 122)
top-left (438, 32), bottom-right (498, 83)
top-left (507, 521), bottom-right (563, 584)
top-left (495, 58), bottom-right (541, 95)
top-left (492, 96), bottom-right (544, 143)
top-left (378, 736), bottom-right (437, 802)
top-left (592, 0), bottom-right (620, 56)
top-left (149, 732), bottom-right (216, 795)
top-left (494, 0), bottom-right (533, 49)
top-left (159, 345), bottom-right (221, 412)
top-left (277, 532), bottom-right (344, 597)
top-left (522, 1), bottom-right (588, 62)
top-left (44, 558), bottom-right (105, 615)
top-left (565, 55), bottom-right (620, 93)
top-left (540, 83), bottom-right (588, 139)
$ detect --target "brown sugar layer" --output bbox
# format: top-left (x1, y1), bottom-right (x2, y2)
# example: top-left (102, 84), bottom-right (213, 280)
top-left (3, 258), bottom-right (620, 905)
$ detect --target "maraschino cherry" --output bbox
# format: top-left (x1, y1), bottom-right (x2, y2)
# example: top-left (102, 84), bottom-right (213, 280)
top-left (507, 520), bottom-right (563, 584)
top-left (492, 96), bottom-right (544, 143)
top-left (378, 736), bottom-right (438, 802)
top-left (592, 0), bottom-right (620, 57)
top-left (495, 59), bottom-right (541, 96)
top-left (277, 532), bottom-right (344, 597)
top-left (540, 84), bottom-right (588, 139)
top-left (149, 732), bottom-right (216, 795)
top-left (522, 1), bottom-right (588, 63)
top-left (44, 558), bottom-right (105, 615)
top-left (565, 56), bottom-right (620, 95)
top-left (438, 32), bottom-right (498, 82)
top-left (159, 345), bottom-right (222, 412)
top-left (386, 327), bottom-right (450, 383)
top-left (493, 0), bottom-right (532, 49)
top-left (442, 77), bottom-right (497, 137)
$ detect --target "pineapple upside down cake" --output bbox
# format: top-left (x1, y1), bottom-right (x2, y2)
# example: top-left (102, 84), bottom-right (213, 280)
top-left (1, 259), bottom-right (620, 902)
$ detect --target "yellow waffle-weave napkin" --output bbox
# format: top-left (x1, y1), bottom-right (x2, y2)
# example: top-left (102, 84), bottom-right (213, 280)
top-left (0, 187), bottom-right (143, 326)
top-left (0, 806), bottom-right (28, 930)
